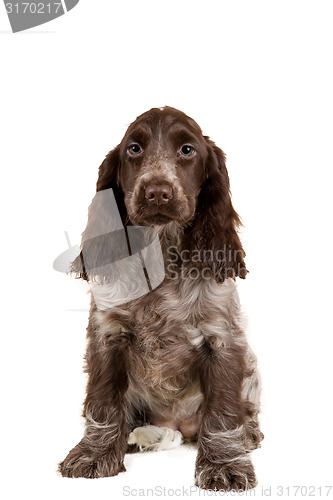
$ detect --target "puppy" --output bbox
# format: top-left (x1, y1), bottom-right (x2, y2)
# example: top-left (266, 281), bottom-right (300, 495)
top-left (59, 107), bottom-right (263, 490)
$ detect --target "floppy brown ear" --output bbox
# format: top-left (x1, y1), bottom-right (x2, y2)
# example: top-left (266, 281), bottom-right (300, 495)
top-left (96, 145), bottom-right (128, 223)
top-left (70, 146), bottom-right (129, 280)
top-left (182, 138), bottom-right (248, 281)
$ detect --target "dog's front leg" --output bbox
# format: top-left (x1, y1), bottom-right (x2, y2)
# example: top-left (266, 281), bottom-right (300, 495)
top-left (59, 319), bottom-right (130, 478)
top-left (195, 342), bottom-right (257, 491)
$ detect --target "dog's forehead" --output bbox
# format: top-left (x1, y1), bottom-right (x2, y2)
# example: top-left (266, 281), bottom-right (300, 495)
top-left (124, 107), bottom-right (203, 142)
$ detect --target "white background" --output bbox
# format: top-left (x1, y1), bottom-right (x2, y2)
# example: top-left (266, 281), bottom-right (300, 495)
top-left (1, 1), bottom-right (333, 499)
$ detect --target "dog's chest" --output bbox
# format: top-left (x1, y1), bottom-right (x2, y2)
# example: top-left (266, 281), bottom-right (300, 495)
top-left (125, 277), bottom-right (237, 393)
top-left (95, 276), bottom-right (239, 400)
top-left (125, 290), bottom-right (205, 415)
top-left (128, 307), bottom-right (199, 396)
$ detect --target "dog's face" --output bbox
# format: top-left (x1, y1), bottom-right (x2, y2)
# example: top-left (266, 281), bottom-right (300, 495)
top-left (118, 107), bottom-right (208, 226)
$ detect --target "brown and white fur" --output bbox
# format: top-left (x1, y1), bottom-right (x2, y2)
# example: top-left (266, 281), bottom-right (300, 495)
top-left (58, 107), bottom-right (263, 490)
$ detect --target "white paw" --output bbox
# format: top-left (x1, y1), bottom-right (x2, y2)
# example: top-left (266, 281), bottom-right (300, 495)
top-left (128, 425), bottom-right (183, 451)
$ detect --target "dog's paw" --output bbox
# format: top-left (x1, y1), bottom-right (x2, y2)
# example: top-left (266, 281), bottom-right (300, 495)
top-left (58, 440), bottom-right (126, 478)
top-left (128, 425), bottom-right (183, 451)
top-left (195, 457), bottom-right (257, 492)
top-left (245, 428), bottom-right (265, 451)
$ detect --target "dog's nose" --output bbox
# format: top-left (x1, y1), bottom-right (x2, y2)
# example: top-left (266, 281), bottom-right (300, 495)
top-left (145, 185), bottom-right (173, 205)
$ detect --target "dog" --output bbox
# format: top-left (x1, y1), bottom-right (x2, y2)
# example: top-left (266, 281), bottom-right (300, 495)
top-left (58, 106), bottom-right (263, 490)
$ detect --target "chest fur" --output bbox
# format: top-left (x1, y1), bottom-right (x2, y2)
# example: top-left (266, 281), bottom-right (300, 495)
top-left (94, 276), bottom-right (240, 396)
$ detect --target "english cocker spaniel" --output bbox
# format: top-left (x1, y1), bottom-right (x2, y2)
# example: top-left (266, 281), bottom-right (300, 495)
top-left (59, 107), bottom-right (263, 491)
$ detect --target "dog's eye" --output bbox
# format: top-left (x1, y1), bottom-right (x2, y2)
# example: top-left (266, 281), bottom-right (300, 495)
top-left (128, 143), bottom-right (142, 155)
top-left (180, 145), bottom-right (195, 157)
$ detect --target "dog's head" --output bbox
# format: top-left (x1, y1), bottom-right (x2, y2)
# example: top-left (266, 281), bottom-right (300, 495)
top-left (108, 107), bottom-right (207, 226)
top-left (74, 107), bottom-right (247, 282)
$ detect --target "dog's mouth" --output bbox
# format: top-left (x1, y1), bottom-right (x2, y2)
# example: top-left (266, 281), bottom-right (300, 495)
top-left (131, 207), bottom-right (177, 226)
top-left (141, 213), bottom-right (175, 225)
top-left (128, 201), bottom-right (188, 226)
